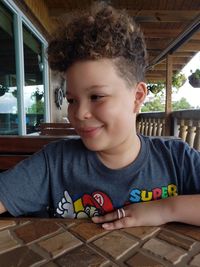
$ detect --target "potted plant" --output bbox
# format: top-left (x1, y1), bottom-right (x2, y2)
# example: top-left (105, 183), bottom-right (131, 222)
top-left (188, 69), bottom-right (200, 88)
top-left (12, 89), bottom-right (17, 98)
top-left (172, 72), bottom-right (186, 89)
top-left (31, 88), bottom-right (44, 101)
top-left (147, 82), bottom-right (165, 94)
top-left (0, 85), bottom-right (9, 97)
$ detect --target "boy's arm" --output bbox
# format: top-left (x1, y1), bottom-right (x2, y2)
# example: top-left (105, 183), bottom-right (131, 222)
top-left (92, 195), bottom-right (200, 229)
top-left (0, 201), bottom-right (7, 214)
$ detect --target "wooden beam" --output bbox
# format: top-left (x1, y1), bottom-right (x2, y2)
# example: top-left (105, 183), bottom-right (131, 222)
top-left (178, 40), bottom-right (200, 51)
top-left (146, 39), bottom-right (173, 50)
top-left (143, 29), bottom-right (200, 39)
top-left (131, 10), bottom-right (200, 22)
top-left (146, 70), bottom-right (166, 77)
top-left (49, 9), bottom-right (200, 22)
top-left (165, 55), bottom-right (173, 136)
top-left (172, 51), bottom-right (195, 57)
top-left (151, 64), bottom-right (183, 71)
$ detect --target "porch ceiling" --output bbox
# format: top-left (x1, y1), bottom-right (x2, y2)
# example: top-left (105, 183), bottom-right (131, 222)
top-left (43, 0), bottom-right (200, 83)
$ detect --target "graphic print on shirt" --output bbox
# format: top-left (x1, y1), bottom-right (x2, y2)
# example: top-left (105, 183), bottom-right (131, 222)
top-left (56, 183), bottom-right (178, 218)
top-left (129, 184), bottom-right (178, 203)
top-left (56, 190), bottom-right (114, 218)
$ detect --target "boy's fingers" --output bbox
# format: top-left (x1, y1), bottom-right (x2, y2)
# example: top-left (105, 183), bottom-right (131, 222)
top-left (92, 210), bottom-right (118, 223)
top-left (92, 208), bottom-right (128, 226)
top-left (102, 218), bottom-right (129, 230)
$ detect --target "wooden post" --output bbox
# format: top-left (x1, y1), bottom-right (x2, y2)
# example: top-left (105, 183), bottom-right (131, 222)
top-left (165, 54), bottom-right (172, 136)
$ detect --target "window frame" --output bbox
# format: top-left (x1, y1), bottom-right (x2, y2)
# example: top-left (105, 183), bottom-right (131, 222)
top-left (1, 0), bottom-right (49, 135)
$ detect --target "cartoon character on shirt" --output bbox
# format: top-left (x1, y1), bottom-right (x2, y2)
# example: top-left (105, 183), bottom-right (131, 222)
top-left (56, 183), bottom-right (178, 218)
top-left (56, 190), bottom-right (114, 218)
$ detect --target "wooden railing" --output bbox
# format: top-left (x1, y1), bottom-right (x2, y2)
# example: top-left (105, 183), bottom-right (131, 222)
top-left (171, 110), bottom-right (200, 151)
top-left (39, 123), bottom-right (78, 136)
top-left (137, 109), bottom-right (200, 150)
top-left (0, 136), bottom-right (65, 171)
top-left (136, 112), bottom-right (167, 136)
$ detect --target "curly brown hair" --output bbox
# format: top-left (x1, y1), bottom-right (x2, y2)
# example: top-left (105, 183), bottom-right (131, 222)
top-left (47, 3), bottom-right (147, 86)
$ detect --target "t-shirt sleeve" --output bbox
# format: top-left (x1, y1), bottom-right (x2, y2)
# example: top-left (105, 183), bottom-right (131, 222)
top-left (0, 149), bottom-right (50, 217)
top-left (181, 143), bottom-right (200, 194)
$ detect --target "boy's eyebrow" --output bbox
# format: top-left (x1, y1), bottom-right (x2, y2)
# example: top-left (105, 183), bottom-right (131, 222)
top-left (66, 85), bottom-right (109, 95)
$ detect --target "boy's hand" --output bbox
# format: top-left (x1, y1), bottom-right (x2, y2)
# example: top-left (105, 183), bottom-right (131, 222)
top-left (92, 195), bottom-right (200, 229)
top-left (92, 198), bottom-right (171, 230)
top-left (0, 201), bottom-right (6, 214)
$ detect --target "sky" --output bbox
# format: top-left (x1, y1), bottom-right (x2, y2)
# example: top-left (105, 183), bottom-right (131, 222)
top-left (0, 85), bottom-right (42, 113)
top-left (172, 52), bottom-right (200, 108)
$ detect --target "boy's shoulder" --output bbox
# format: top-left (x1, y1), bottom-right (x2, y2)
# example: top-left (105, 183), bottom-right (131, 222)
top-left (140, 135), bottom-right (192, 153)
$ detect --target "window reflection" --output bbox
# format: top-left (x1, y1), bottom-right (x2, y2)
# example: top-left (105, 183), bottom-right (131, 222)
top-left (0, 2), bottom-right (18, 135)
top-left (23, 24), bottom-right (44, 134)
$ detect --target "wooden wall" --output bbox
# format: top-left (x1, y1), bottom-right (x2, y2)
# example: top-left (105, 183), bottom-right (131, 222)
top-left (23, 0), bottom-right (58, 34)
top-left (14, 0), bottom-right (68, 122)
top-left (50, 71), bottom-right (68, 123)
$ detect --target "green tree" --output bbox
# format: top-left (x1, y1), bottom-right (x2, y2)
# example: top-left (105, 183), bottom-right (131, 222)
top-left (27, 100), bottom-right (44, 114)
top-left (141, 96), bottom-right (165, 112)
top-left (172, 97), bottom-right (193, 111)
top-left (141, 97), bottom-right (193, 112)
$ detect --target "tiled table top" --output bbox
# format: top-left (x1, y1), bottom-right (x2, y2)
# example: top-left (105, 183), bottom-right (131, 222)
top-left (0, 218), bottom-right (200, 267)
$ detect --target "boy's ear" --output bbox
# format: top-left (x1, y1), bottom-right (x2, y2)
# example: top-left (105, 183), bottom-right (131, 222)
top-left (133, 82), bottom-right (147, 113)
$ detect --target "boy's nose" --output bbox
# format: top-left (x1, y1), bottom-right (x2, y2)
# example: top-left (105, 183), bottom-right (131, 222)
top-left (74, 104), bottom-right (92, 120)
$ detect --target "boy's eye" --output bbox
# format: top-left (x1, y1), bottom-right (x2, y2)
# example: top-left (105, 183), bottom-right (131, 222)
top-left (90, 95), bottom-right (104, 101)
top-left (66, 98), bottom-right (74, 104)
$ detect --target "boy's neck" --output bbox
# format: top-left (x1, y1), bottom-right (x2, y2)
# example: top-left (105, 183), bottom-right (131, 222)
top-left (96, 135), bottom-right (141, 170)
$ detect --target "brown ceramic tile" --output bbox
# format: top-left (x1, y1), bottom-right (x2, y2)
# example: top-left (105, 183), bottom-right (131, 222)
top-left (158, 230), bottom-right (196, 251)
top-left (143, 238), bottom-right (187, 264)
top-left (123, 226), bottom-right (160, 240)
top-left (0, 229), bottom-right (20, 254)
top-left (189, 253), bottom-right (200, 267)
top-left (93, 231), bottom-right (138, 260)
top-left (58, 219), bottom-right (76, 229)
top-left (38, 231), bottom-right (82, 258)
top-left (70, 221), bottom-right (107, 242)
top-left (41, 261), bottom-right (59, 267)
top-left (0, 220), bottom-right (16, 230)
top-left (55, 245), bottom-right (108, 267)
top-left (0, 246), bottom-right (44, 267)
top-left (125, 252), bottom-right (164, 267)
top-left (165, 223), bottom-right (200, 241)
top-left (104, 263), bottom-right (118, 267)
top-left (14, 221), bottom-right (61, 244)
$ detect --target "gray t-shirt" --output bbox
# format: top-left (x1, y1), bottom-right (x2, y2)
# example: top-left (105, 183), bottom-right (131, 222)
top-left (0, 135), bottom-right (200, 218)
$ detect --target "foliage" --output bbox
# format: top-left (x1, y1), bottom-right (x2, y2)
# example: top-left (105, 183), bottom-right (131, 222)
top-left (12, 89), bottom-right (17, 98)
top-left (31, 88), bottom-right (44, 101)
top-left (141, 96), bottom-right (165, 112)
top-left (172, 97), bottom-right (193, 111)
top-left (27, 100), bottom-right (44, 114)
top-left (141, 96), bottom-right (193, 112)
top-left (147, 82), bottom-right (165, 95)
top-left (190, 69), bottom-right (200, 79)
top-left (0, 85), bottom-right (9, 96)
top-left (188, 69), bottom-right (200, 88)
top-left (147, 72), bottom-right (186, 95)
top-left (172, 72), bottom-right (186, 89)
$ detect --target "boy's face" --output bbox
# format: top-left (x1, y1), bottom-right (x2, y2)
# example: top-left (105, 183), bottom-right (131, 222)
top-left (64, 59), bottom-right (146, 153)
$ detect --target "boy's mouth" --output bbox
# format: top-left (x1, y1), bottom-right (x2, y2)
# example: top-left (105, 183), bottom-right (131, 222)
top-left (77, 126), bottom-right (104, 138)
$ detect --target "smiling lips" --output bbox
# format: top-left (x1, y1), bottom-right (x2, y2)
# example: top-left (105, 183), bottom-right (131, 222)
top-left (77, 126), bottom-right (104, 138)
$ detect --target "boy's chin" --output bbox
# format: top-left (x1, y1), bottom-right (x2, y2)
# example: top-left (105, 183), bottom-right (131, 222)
top-left (82, 139), bottom-right (105, 152)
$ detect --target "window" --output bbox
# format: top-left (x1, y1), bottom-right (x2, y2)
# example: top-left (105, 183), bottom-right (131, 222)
top-left (23, 25), bottom-right (45, 134)
top-left (0, 0), bottom-right (49, 135)
top-left (0, 2), bottom-right (18, 134)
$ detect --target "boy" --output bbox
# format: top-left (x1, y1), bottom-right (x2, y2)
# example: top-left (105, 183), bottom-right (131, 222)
top-left (0, 4), bottom-right (200, 230)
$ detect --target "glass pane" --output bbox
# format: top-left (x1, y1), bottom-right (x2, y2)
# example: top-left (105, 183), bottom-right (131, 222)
top-left (23, 24), bottom-right (44, 134)
top-left (0, 2), bottom-right (18, 135)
